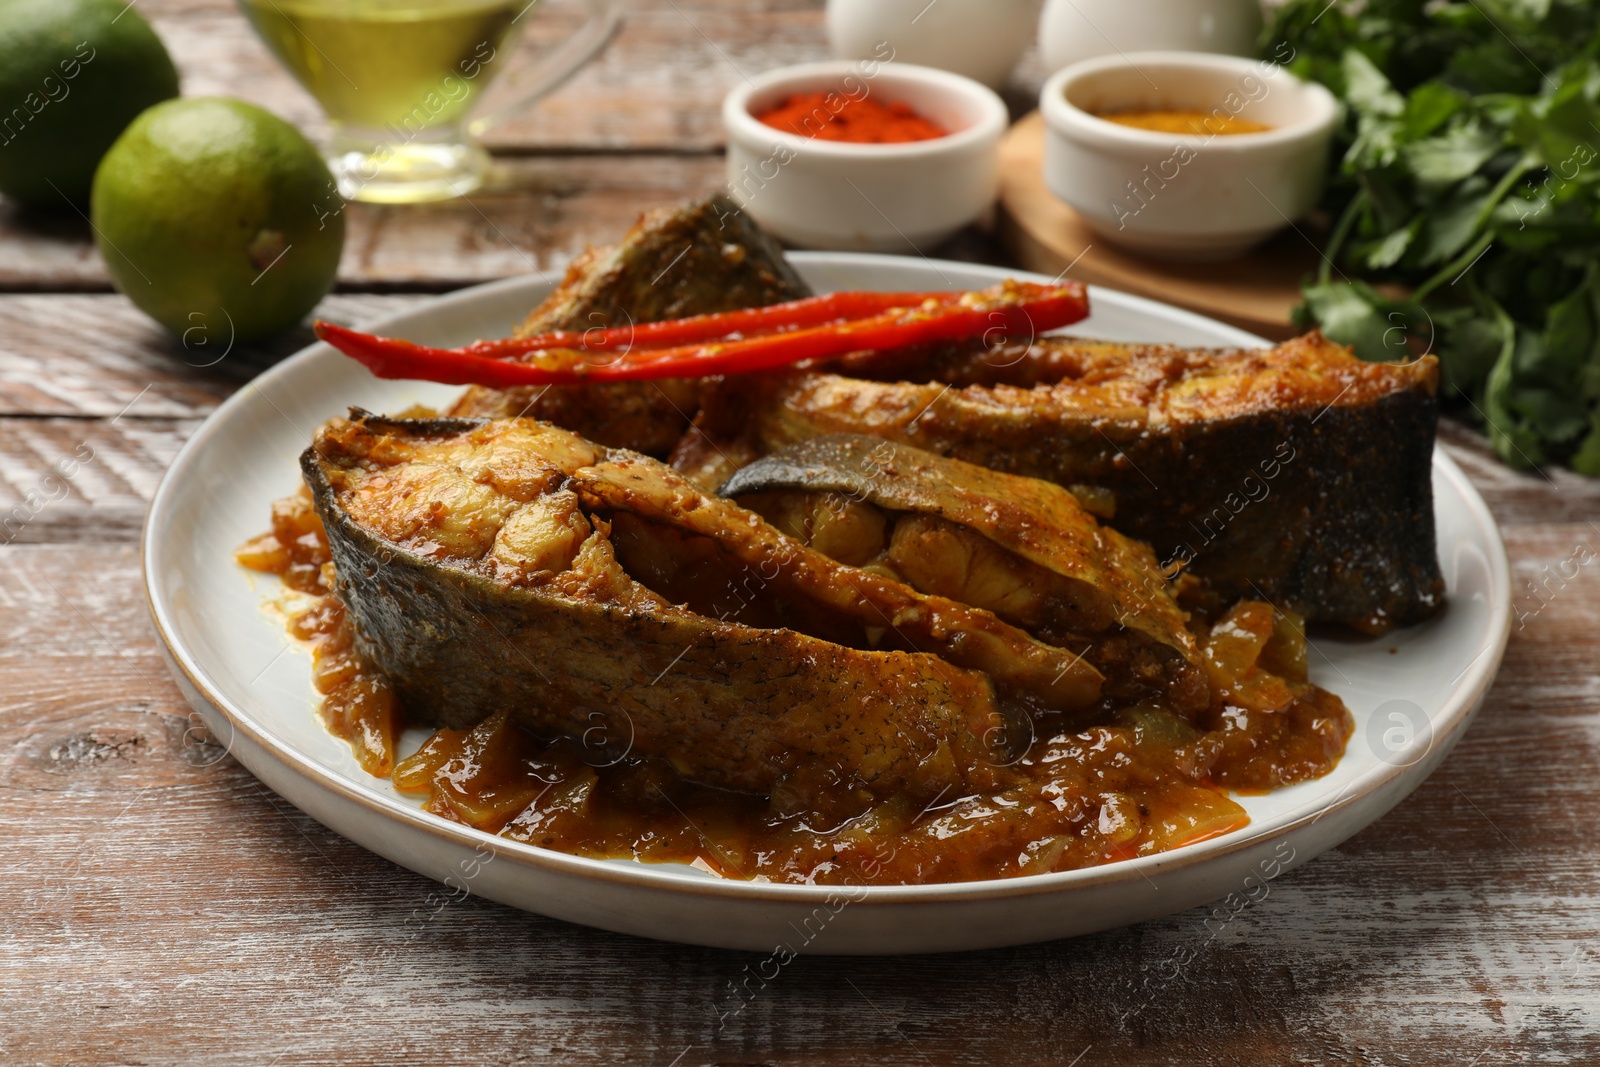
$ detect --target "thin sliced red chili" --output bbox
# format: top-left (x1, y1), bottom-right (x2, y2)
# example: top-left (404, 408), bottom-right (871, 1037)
top-left (314, 282), bottom-right (1089, 388)
top-left (458, 289), bottom-right (958, 359)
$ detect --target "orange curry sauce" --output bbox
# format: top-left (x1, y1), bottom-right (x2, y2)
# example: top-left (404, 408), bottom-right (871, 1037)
top-left (237, 488), bottom-right (1350, 886)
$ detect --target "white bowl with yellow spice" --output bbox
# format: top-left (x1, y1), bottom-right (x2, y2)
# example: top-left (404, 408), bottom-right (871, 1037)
top-left (1040, 51), bottom-right (1339, 261)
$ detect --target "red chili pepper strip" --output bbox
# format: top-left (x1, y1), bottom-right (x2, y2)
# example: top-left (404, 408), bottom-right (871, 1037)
top-left (313, 281), bottom-right (1089, 387)
top-left (459, 289), bottom-right (959, 359)
top-left (601, 285), bottom-right (1089, 380)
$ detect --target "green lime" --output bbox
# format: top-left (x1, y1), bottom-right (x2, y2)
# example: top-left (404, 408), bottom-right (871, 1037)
top-left (91, 97), bottom-right (346, 344)
top-left (0, 0), bottom-right (180, 207)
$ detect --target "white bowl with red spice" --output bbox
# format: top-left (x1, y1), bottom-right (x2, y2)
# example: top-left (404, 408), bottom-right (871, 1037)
top-left (722, 60), bottom-right (1008, 252)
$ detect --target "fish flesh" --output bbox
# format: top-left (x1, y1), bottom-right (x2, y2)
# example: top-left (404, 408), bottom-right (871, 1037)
top-left (302, 412), bottom-right (1159, 806)
top-left (678, 333), bottom-right (1445, 631)
top-left (720, 433), bottom-right (1208, 712)
top-left (447, 195), bottom-right (811, 456)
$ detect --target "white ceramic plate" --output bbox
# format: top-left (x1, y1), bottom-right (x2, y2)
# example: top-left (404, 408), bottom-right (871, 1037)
top-left (145, 252), bottom-right (1511, 954)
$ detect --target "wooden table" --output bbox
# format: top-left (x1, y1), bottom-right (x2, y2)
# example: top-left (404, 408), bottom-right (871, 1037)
top-left (4, 3), bottom-right (1599, 1063)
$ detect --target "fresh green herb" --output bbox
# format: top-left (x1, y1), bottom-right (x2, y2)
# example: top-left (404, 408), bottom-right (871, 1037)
top-left (1266, 0), bottom-right (1600, 473)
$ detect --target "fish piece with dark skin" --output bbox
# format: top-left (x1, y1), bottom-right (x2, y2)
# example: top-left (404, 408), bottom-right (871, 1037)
top-left (677, 333), bottom-right (1445, 632)
top-left (447, 195), bottom-right (811, 456)
top-left (302, 412), bottom-right (1131, 811)
top-left (566, 449), bottom-right (1106, 717)
top-left (720, 434), bottom-right (1209, 713)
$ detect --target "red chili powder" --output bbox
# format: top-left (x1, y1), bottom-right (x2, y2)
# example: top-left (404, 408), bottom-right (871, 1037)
top-left (756, 91), bottom-right (949, 144)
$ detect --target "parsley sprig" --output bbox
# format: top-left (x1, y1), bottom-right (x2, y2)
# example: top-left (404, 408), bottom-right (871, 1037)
top-left (1268, 0), bottom-right (1600, 473)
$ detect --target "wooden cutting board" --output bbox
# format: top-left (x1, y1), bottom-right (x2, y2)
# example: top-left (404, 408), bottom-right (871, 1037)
top-left (997, 111), bottom-right (1324, 340)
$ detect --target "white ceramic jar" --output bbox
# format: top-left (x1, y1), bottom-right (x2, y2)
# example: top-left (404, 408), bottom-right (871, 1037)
top-left (1037, 0), bottom-right (1264, 76)
top-left (826, 0), bottom-right (1040, 90)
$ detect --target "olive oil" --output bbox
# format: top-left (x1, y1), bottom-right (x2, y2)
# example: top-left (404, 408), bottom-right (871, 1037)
top-left (238, 0), bottom-right (532, 131)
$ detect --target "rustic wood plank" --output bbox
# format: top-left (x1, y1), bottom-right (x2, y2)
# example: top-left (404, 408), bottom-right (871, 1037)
top-left (1438, 420), bottom-right (1600, 528)
top-left (329, 155), bottom-right (731, 287)
top-left (0, 293), bottom-right (429, 419)
top-left (0, 160), bottom-right (1009, 292)
top-left (0, 533), bottom-right (1595, 1065)
top-left (0, 155), bottom-right (733, 291)
top-left (0, 417), bottom-right (195, 545)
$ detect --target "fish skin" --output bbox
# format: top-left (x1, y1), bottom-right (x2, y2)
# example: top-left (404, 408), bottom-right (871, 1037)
top-left (719, 433), bottom-right (1208, 712)
top-left (302, 412), bottom-right (1051, 804)
top-left (682, 333), bottom-right (1446, 631)
top-left (447, 195), bottom-right (811, 456)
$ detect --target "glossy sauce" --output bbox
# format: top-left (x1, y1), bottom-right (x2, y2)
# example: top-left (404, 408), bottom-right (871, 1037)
top-left (1100, 109), bottom-right (1272, 136)
top-left (235, 490), bottom-right (400, 777)
top-left (239, 490), bottom-right (1350, 885)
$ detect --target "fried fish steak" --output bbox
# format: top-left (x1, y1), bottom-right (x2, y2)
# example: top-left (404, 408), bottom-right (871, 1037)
top-left (719, 434), bottom-right (1208, 712)
top-left (447, 194), bottom-right (811, 456)
top-left (303, 413), bottom-right (1124, 805)
top-left (678, 333), bottom-right (1445, 632)
top-left (569, 446), bottom-right (1104, 717)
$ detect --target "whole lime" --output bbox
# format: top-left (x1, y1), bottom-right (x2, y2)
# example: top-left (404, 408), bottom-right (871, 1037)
top-left (0, 0), bottom-right (180, 207)
top-left (91, 98), bottom-right (346, 344)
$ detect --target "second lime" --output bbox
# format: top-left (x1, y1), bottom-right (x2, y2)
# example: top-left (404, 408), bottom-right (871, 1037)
top-left (91, 97), bottom-right (345, 345)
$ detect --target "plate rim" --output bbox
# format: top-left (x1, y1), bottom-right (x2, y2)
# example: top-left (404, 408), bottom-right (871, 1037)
top-left (143, 252), bottom-right (1513, 907)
